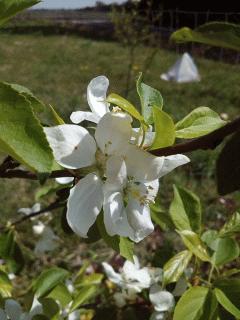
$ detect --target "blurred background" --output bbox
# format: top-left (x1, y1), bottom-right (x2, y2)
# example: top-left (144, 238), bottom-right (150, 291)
top-left (0, 0), bottom-right (239, 281)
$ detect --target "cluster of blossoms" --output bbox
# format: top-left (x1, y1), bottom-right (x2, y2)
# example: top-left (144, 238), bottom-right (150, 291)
top-left (102, 256), bottom-right (175, 320)
top-left (44, 76), bottom-right (190, 242)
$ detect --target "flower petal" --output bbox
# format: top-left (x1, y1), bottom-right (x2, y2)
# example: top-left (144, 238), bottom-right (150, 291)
top-left (126, 198), bottom-right (154, 242)
top-left (150, 311), bottom-right (166, 320)
top-left (55, 177), bottom-right (74, 184)
top-left (5, 300), bottom-right (22, 320)
top-left (70, 111), bottom-right (100, 124)
top-left (106, 155), bottom-right (127, 190)
top-left (158, 154), bottom-right (190, 178)
top-left (123, 144), bottom-right (164, 182)
top-left (67, 173), bottom-right (103, 238)
top-left (95, 112), bottom-right (132, 155)
top-left (103, 190), bottom-right (135, 239)
top-left (102, 262), bottom-right (122, 285)
top-left (44, 124), bottom-right (96, 169)
top-left (87, 75), bottom-right (110, 117)
top-left (149, 285), bottom-right (175, 312)
top-left (122, 258), bottom-right (151, 289)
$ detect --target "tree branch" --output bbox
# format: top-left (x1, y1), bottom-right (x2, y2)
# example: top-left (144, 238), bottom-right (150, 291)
top-left (0, 200), bottom-right (65, 231)
top-left (0, 169), bottom-right (75, 180)
top-left (150, 116), bottom-right (240, 156)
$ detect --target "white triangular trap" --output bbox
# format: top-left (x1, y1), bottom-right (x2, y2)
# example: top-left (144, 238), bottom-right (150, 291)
top-left (161, 52), bottom-right (200, 83)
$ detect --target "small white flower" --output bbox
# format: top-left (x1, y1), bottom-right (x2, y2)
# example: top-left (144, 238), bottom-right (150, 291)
top-left (45, 108), bottom-right (189, 242)
top-left (18, 203), bottom-right (41, 217)
top-left (34, 226), bottom-right (59, 255)
top-left (70, 75), bottom-right (109, 124)
top-left (149, 284), bottom-right (175, 320)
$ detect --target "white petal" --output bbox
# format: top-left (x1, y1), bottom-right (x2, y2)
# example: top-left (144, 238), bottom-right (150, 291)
top-left (106, 156), bottom-right (127, 190)
top-left (30, 297), bottom-right (43, 317)
top-left (102, 262), bottom-right (122, 285)
top-left (68, 310), bottom-right (80, 320)
top-left (31, 203), bottom-right (41, 213)
top-left (5, 300), bottom-right (22, 320)
top-left (149, 285), bottom-right (175, 312)
top-left (55, 177), bottom-right (74, 184)
top-left (18, 207), bottom-right (32, 215)
top-left (95, 112), bottom-right (132, 155)
top-left (70, 111), bottom-right (100, 124)
top-left (123, 144), bottom-right (164, 182)
top-left (87, 75), bottom-right (110, 117)
top-left (159, 154), bottom-right (190, 178)
top-left (0, 310), bottom-right (7, 320)
top-left (131, 126), bottom-right (155, 147)
top-left (32, 222), bottom-right (45, 235)
top-left (67, 173), bottom-right (103, 238)
top-left (103, 190), bottom-right (135, 239)
top-left (126, 198), bottom-right (154, 243)
top-left (122, 260), bottom-right (151, 289)
top-left (44, 124), bottom-right (96, 169)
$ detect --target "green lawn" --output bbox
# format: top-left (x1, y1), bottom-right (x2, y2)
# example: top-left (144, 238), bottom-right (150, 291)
top-left (0, 32), bottom-right (239, 220)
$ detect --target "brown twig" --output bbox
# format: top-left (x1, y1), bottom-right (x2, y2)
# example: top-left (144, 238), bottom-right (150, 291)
top-left (150, 116), bottom-right (240, 156)
top-left (0, 200), bottom-right (65, 231)
top-left (0, 169), bottom-right (75, 180)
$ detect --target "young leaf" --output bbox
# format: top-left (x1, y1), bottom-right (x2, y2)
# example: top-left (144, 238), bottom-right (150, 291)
top-left (149, 107), bottom-right (175, 150)
top-left (49, 104), bottom-right (65, 125)
top-left (171, 22), bottom-right (240, 52)
top-left (170, 185), bottom-right (202, 234)
top-left (201, 230), bottom-right (219, 250)
top-left (0, 271), bottom-right (12, 297)
top-left (214, 288), bottom-right (240, 318)
top-left (173, 287), bottom-right (218, 320)
top-left (47, 284), bottom-right (72, 308)
top-left (136, 73), bottom-right (163, 124)
top-left (175, 107), bottom-right (226, 139)
top-left (163, 250), bottom-right (192, 285)
top-left (33, 267), bottom-right (69, 298)
top-left (178, 230), bottom-right (210, 262)
top-left (211, 238), bottom-right (239, 266)
top-left (0, 0), bottom-right (40, 26)
top-left (219, 212), bottom-right (240, 237)
top-left (119, 237), bottom-right (135, 262)
top-left (69, 285), bottom-right (97, 312)
top-left (107, 93), bottom-right (145, 123)
top-left (0, 231), bottom-right (25, 274)
top-left (217, 131), bottom-right (240, 195)
top-left (0, 82), bottom-right (53, 173)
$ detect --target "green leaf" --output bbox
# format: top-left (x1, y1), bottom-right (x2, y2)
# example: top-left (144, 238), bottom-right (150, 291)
top-left (70, 285), bottom-right (97, 312)
top-left (8, 83), bottom-right (45, 113)
top-left (47, 284), bottom-right (72, 308)
top-left (0, 82), bottom-right (53, 173)
top-left (214, 278), bottom-right (240, 309)
top-left (171, 22), bottom-right (240, 52)
top-left (217, 131), bottom-right (240, 195)
top-left (170, 185), bottom-right (202, 234)
top-left (136, 73), bottom-right (163, 124)
top-left (149, 107), bottom-right (175, 150)
top-left (163, 250), bottom-right (192, 285)
top-left (0, 0), bottom-right (40, 26)
top-left (78, 273), bottom-right (104, 287)
top-left (0, 231), bottom-right (25, 273)
top-left (173, 287), bottom-right (218, 320)
top-left (96, 213), bottom-right (134, 261)
top-left (39, 298), bottom-right (59, 319)
top-left (0, 270), bottom-right (12, 297)
top-left (49, 104), bottom-right (65, 125)
top-left (219, 212), bottom-right (240, 237)
top-left (211, 238), bottom-right (239, 266)
top-left (175, 107), bottom-right (226, 139)
top-left (214, 288), bottom-right (240, 318)
top-left (201, 230), bottom-right (219, 250)
top-left (33, 267), bottom-right (69, 298)
top-left (107, 93), bottom-right (145, 123)
top-left (178, 230), bottom-right (210, 262)
top-left (151, 204), bottom-right (174, 231)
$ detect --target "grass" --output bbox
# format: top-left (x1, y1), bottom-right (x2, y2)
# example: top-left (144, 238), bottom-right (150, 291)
top-left (0, 32), bottom-right (239, 223)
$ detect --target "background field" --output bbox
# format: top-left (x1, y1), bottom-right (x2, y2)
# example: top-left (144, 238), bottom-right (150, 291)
top-left (0, 33), bottom-right (240, 262)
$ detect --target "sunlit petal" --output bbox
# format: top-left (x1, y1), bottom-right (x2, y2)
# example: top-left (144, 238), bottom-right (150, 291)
top-left (44, 124), bottom-right (96, 169)
top-left (149, 285), bottom-right (175, 312)
top-left (87, 75), bottom-right (110, 117)
top-left (159, 154), bottom-right (190, 178)
top-left (70, 111), bottom-right (100, 124)
top-left (67, 173), bottom-right (103, 238)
